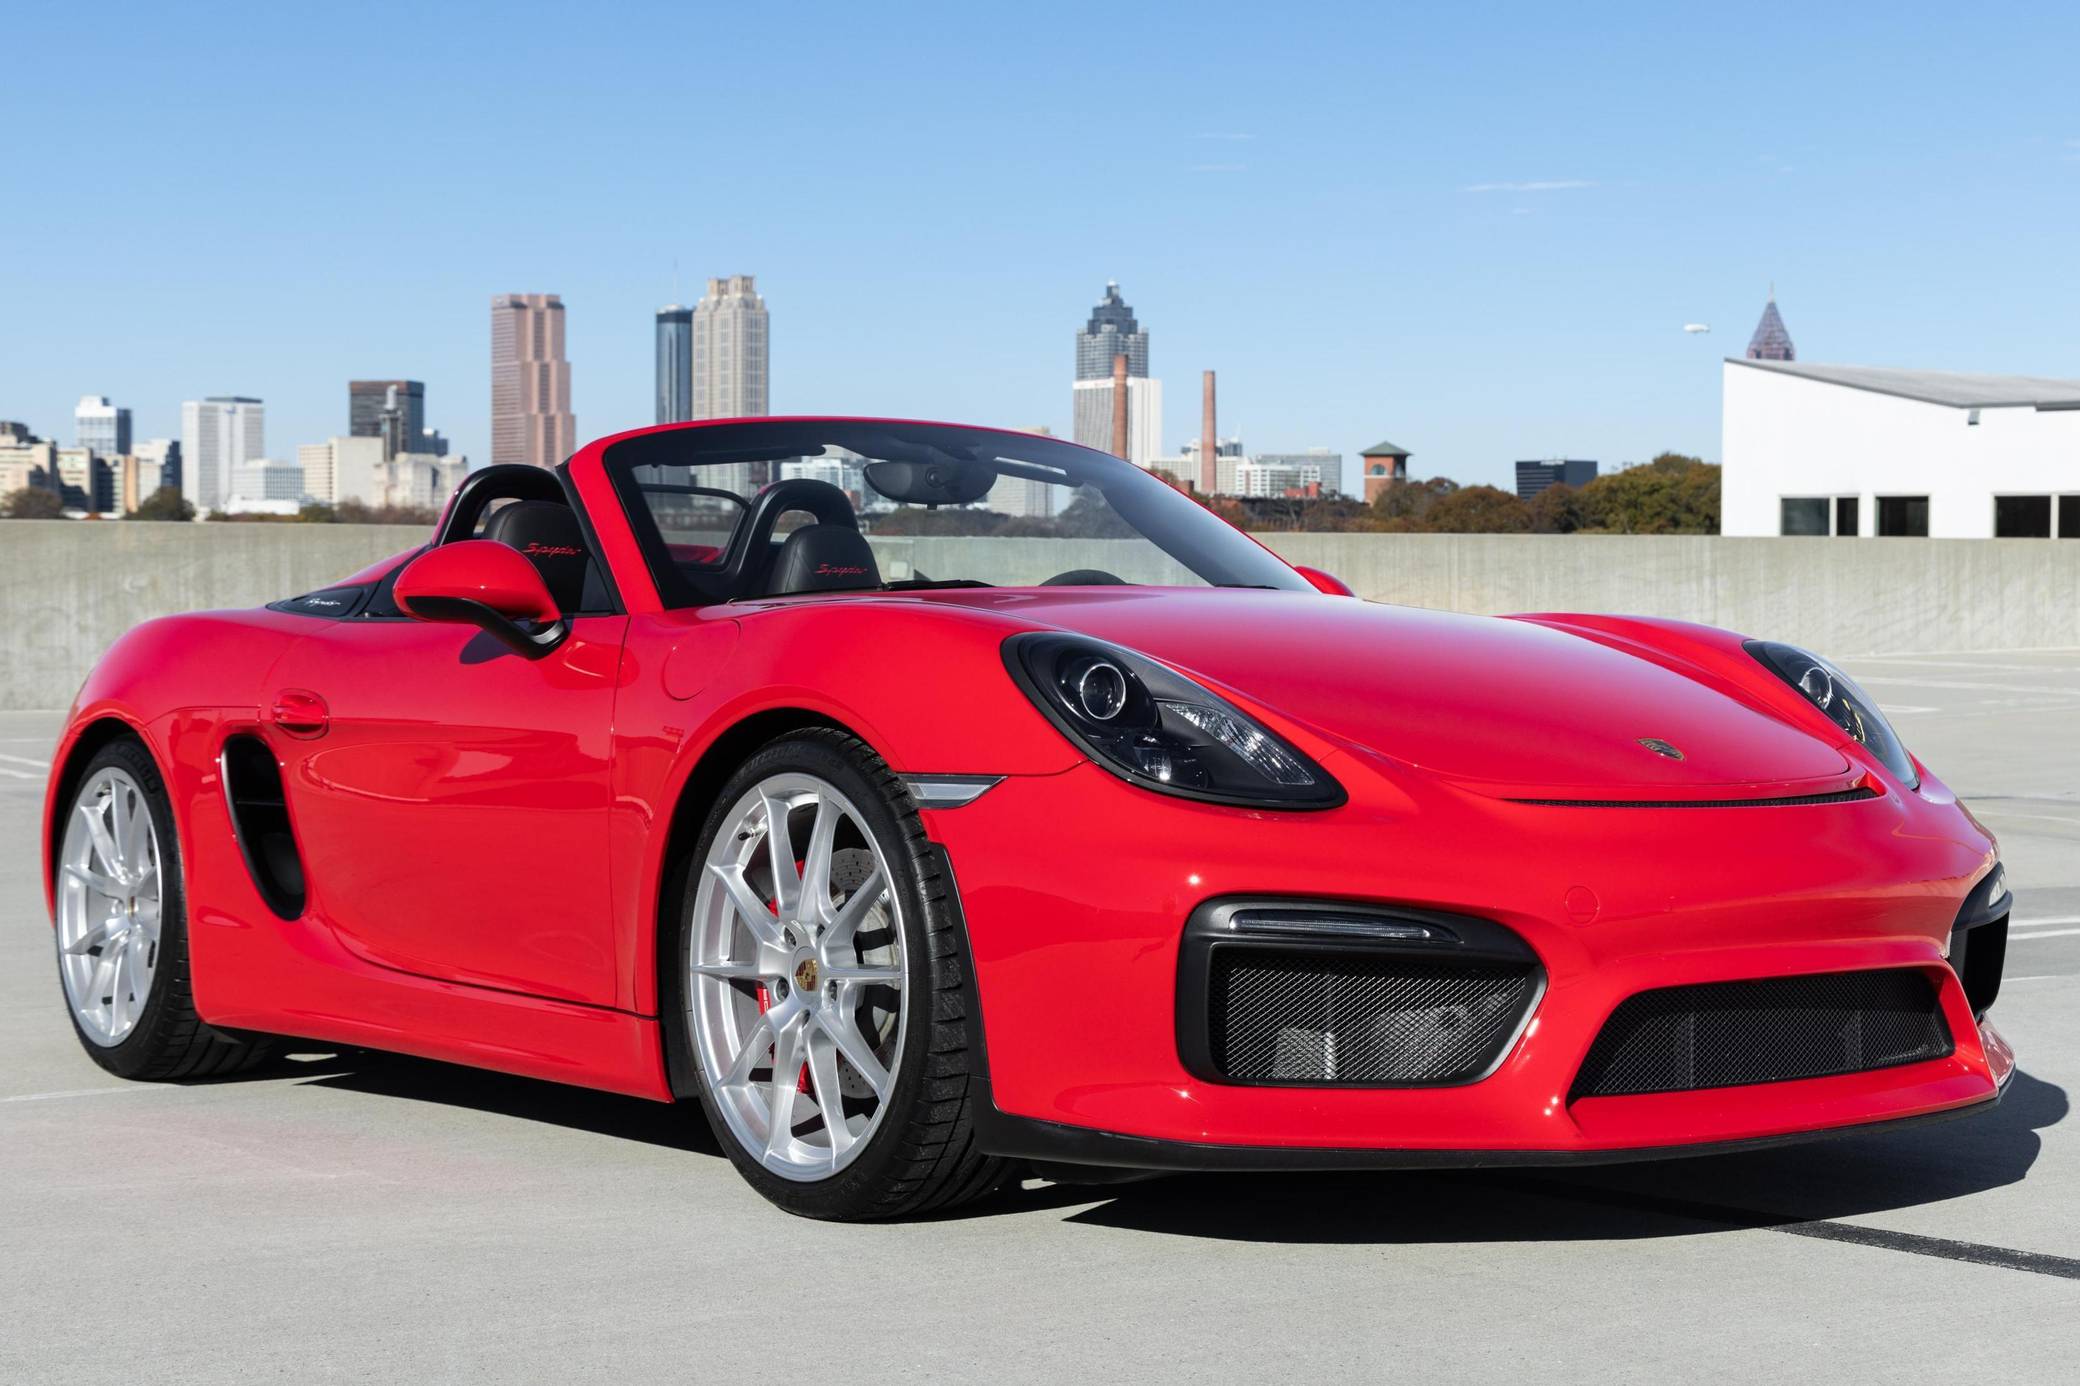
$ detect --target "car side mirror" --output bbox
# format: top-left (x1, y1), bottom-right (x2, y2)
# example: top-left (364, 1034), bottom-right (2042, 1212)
top-left (394, 540), bottom-right (568, 658)
top-left (1293, 565), bottom-right (1355, 597)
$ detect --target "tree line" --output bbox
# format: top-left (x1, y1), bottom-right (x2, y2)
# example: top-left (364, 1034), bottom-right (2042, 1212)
top-left (1219, 453), bottom-right (1720, 534)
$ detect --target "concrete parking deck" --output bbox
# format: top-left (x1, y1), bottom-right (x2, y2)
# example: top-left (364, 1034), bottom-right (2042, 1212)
top-left (3, 651), bottom-right (2076, 1381)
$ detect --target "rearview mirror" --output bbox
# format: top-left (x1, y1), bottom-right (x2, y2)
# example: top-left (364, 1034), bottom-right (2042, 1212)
top-left (862, 459), bottom-right (997, 507)
top-left (394, 540), bottom-right (568, 658)
top-left (1293, 565), bottom-right (1355, 597)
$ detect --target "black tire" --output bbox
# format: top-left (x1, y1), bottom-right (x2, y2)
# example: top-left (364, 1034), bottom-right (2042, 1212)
top-left (55, 736), bottom-right (273, 1081)
top-left (665, 728), bottom-right (1011, 1219)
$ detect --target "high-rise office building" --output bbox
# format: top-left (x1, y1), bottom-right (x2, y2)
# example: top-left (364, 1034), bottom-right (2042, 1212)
top-left (490, 293), bottom-right (575, 468)
top-left (692, 276), bottom-right (770, 493)
top-left (1514, 458), bottom-right (1598, 499)
top-left (1075, 281), bottom-right (1149, 380)
top-left (0, 433), bottom-right (57, 499)
top-left (298, 436), bottom-right (386, 506)
top-left (1746, 292), bottom-right (1795, 362)
top-left (133, 438), bottom-right (181, 498)
top-left (75, 395), bottom-right (131, 459)
top-left (349, 380), bottom-right (426, 460)
top-left (656, 304), bottom-right (693, 424)
top-left (1071, 283), bottom-right (1161, 469)
top-left (180, 397), bottom-right (264, 512)
top-left (692, 276), bottom-right (769, 419)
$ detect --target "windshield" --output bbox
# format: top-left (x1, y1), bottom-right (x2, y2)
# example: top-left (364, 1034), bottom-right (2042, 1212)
top-left (602, 419), bottom-right (1310, 605)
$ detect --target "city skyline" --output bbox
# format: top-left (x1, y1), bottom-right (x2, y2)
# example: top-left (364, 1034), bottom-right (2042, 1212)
top-left (6, 5), bottom-right (2078, 492)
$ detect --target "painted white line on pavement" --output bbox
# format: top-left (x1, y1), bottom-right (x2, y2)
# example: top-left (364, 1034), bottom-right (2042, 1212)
top-left (1855, 675), bottom-right (2080, 696)
top-left (0, 767), bottom-right (39, 781)
top-left (2011, 929), bottom-right (2080, 942)
top-left (0, 752), bottom-right (51, 768)
top-left (0, 1073), bottom-right (323, 1105)
top-left (1853, 658), bottom-right (2080, 673)
top-left (0, 1086), bottom-right (161, 1104)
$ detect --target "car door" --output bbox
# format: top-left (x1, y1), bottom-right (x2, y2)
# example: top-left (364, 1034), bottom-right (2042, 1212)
top-left (264, 612), bottom-right (627, 1008)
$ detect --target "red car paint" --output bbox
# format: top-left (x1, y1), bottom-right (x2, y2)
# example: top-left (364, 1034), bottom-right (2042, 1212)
top-left (41, 418), bottom-right (2009, 1159)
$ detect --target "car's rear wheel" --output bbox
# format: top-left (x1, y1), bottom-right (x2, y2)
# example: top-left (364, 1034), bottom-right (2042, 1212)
top-left (55, 737), bottom-right (272, 1079)
top-left (671, 730), bottom-right (1009, 1219)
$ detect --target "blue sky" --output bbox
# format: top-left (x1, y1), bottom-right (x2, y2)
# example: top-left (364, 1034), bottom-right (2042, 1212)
top-left (5, 0), bottom-right (2077, 494)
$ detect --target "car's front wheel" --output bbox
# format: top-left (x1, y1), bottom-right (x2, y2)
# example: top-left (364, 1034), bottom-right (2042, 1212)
top-left (668, 730), bottom-right (1009, 1219)
top-left (54, 736), bottom-right (272, 1079)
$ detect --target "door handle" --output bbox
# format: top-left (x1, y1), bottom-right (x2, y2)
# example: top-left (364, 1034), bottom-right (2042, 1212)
top-left (269, 689), bottom-right (329, 738)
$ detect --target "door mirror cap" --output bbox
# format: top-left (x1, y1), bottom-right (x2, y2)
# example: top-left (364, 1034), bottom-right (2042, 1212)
top-left (394, 540), bottom-right (568, 658)
top-left (1293, 564), bottom-right (1355, 597)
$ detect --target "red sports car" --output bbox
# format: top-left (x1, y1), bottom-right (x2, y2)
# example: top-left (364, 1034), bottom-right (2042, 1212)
top-left (41, 418), bottom-right (2014, 1219)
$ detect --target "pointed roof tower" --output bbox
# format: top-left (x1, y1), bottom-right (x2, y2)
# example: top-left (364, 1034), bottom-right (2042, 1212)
top-left (1746, 290), bottom-right (1795, 361)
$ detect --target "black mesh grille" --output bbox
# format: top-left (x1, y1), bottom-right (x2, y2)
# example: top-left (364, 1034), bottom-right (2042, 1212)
top-left (1209, 951), bottom-right (1538, 1085)
top-left (1573, 969), bottom-right (1952, 1099)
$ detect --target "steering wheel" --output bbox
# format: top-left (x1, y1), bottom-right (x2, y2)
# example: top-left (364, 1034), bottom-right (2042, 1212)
top-left (1041, 569), bottom-right (1127, 586)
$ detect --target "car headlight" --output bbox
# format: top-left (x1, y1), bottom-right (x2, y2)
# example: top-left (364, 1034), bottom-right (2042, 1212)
top-left (1745, 640), bottom-right (1918, 789)
top-left (1004, 633), bottom-right (1345, 809)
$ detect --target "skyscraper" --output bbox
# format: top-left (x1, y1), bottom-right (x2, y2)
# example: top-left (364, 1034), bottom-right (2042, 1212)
top-left (349, 380), bottom-right (426, 460)
top-left (1746, 292), bottom-right (1796, 361)
top-left (1071, 282), bottom-right (1161, 468)
top-left (490, 293), bottom-right (575, 469)
top-left (656, 304), bottom-right (693, 423)
top-left (692, 276), bottom-right (769, 420)
top-left (1075, 281), bottom-right (1149, 379)
top-left (74, 395), bottom-right (131, 458)
top-left (180, 397), bottom-right (264, 512)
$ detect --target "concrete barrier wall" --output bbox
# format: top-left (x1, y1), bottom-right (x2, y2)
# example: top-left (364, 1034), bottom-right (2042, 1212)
top-left (2, 521), bottom-right (2075, 709)
top-left (0, 522), bottom-right (428, 710)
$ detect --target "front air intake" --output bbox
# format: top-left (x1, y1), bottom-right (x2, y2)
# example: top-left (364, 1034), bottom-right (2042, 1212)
top-left (1210, 951), bottom-right (1538, 1084)
top-left (1177, 900), bottom-right (1543, 1087)
top-left (1572, 969), bottom-right (1952, 1099)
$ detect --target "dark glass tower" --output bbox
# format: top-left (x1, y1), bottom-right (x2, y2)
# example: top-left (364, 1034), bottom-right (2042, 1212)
top-left (349, 380), bottom-right (426, 459)
top-left (656, 304), bottom-right (694, 423)
top-left (1075, 281), bottom-right (1149, 380)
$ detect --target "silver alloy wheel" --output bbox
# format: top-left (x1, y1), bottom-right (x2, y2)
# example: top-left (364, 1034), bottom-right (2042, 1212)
top-left (56, 767), bottom-right (164, 1047)
top-left (688, 772), bottom-right (908, 1181)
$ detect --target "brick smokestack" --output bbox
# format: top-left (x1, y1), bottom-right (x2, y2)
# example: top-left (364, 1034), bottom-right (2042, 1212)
top-left (1111, 353), bottom-right (1130, 460)
top-left (1200, 370), bottom-right (1217, 494)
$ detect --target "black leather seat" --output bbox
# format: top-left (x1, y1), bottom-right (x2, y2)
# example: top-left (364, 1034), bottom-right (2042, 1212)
top-left (765, 524), bottom-right (882, 595)
top-left (480, 500), bottom-right (597, 613)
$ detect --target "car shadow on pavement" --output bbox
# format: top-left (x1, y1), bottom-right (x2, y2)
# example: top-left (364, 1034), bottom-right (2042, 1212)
top-left (209, 1047), bottom-right (2066, 1242)
top-left (1026, 1071), bottom-right (2069, 1244)
top-left (276, 1049), bottom-right (727, 1157)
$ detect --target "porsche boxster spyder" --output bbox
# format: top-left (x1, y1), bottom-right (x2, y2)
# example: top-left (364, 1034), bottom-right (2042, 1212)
top-left (41, 418), bottom-right (2014, 1219)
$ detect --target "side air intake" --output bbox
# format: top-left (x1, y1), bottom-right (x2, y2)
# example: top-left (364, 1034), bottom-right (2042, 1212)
top-left (221, 736), bottom-right (306, 919)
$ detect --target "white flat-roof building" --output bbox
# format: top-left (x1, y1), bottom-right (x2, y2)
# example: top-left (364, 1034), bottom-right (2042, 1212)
top-left (1723, 359), bottom-right (2080, 538)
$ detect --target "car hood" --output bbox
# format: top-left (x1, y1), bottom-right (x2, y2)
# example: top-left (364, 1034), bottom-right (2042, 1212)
top-left (913, 588), bottom-right (1851, 795)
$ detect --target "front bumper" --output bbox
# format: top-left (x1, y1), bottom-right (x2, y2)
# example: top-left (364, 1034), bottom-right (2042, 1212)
top-left (923, 756), bottom-right (2011, 1167)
